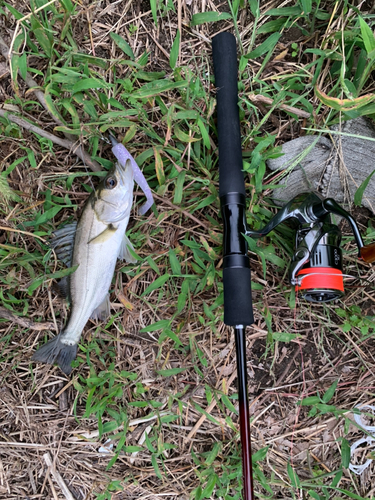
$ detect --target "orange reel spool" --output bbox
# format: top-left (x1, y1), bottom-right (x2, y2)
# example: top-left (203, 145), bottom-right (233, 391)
top-left (296, 267), bottom-right (344, 302)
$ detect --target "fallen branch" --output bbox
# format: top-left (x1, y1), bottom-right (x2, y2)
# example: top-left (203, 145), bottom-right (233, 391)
top-left (0, 306), bottom-right (55, 331)
top-left (43, 453), bottom-right (77, 500)
top-left (247, 92), bottom-right (310, 118)
top-left (0, 109), bottom-right (101, 172)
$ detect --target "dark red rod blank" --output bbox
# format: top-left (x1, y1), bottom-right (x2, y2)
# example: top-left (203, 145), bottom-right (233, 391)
top-left (235, 326), bottom-right (255, 499)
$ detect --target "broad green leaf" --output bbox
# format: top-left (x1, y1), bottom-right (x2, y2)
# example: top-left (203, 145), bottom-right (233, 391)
top-left (354, 168), bottom-right (375, 206)
top-left (160, 328), bottom-right (182, 346)
top-left (102, 421), bottom-right (119, 433)
top-left (168, 248), bottom-right (181, 275)
top-left (331, 470), bottom-right (343, 488)
top-left (192, 402), bottom-right (220, 425)
top-left (33, 205), bottom-right (65, 225)
top-left (141, 273), bottom-right (170, 296)
top-left (316, 403), bottom-right (337, 413)
top-left (170, 29), bottom-right (180, 69)
top-left (122, 445), bottom-right (143, 453)
top-left (150, 0), bottom-right (157, 25)
top-left (193, 194), bottom-right (217, 212)
top-left (4, 2), bottom-right (25, 20)
top-left (129, 79), bottom-right (187, 99)
top-left (140, 320), bottom-right (170, 332)
top-left (110, 32), bottom-right (135, 60)
top-left (156, 367), bottom-right (187, 376)
top-left (298, 396), bottom-right (321, 406)
top-left (145, 433), bottom-right (156, 453)
top-left (252, 446), bottom-right (269, 463)
top-left (72, 53), bottom-right (108, 69)
top-left (191, 11), bottom-right (232, 26)
top-left (60, 0), bottom-right (74, 13)
top-left (18, 52), bottom-right (27, 80)
top-left (204, 442), bottom-right (221, 465)
top-left (248, 0), bottom-right (259, 16)
top-left (173, 171), bottom-right (185, 205)
top-left (33, 26), bottom-right (52, 58)
top-left (359, 17), bottom-right (375, 56)
top-left (135, 70), bottom-right (166, 81)
top-left (99, 119), bottom-right (133, 132)
top-left (300, 0), bottom-right (312, 14)
top-left (244, 33), bottom-right (281, 59)
top-left (72, 78), bottom-right (109, 94)
top-left (287, 463), bottom-right (300, 488)
top-left (151, 454), bottom-right (162, 479)
top-left (197, 118), bottom-right (211, 149)
top-left (257, 19), bottom-right (286, 34)
top-left (272, 331), bottom-right (301, 343)
top-left (322, 379), bottom-right (338, 403)
top-left (45, 83), bottom-right (66, 124)
top-left (221, 395), bottom-right (238, 415)
top-left (202, 474), bottom-right (217, 498)
top-left (174, 110), bottom-right (199, 120)
top-left (307, 491), bottom-right (321, 500)
top-left (341, 439), bottom-right (350, 468)
top-left (99, 109), bottom-right (138, 121)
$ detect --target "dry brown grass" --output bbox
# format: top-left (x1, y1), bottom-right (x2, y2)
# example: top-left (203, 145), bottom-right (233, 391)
top-left (1, 1), bottom-right (375, 499)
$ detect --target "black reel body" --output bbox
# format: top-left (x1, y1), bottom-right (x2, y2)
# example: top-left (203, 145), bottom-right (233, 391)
top-left (247, 193), bottom-right (371, 303)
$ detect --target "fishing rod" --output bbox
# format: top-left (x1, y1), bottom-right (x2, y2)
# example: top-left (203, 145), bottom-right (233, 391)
top-left (212, 32), bottom-right (375, 500)
top-left (212, 32), bottom-right (255, 500)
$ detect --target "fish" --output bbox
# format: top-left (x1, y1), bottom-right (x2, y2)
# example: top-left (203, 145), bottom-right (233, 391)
top-left (32, 138), bottom-right (153, 375)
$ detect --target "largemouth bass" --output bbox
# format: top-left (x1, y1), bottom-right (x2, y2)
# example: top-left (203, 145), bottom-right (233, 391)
top-left (32, 138), bottom-right (153, 374)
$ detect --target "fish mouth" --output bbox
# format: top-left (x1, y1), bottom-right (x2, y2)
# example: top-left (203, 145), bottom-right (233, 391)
top-left (115, 158), bottom-right (132, 183)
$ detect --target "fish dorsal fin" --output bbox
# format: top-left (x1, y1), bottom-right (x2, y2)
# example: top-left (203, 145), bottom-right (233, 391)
top-left (89, 225), bottom-right (117, 244)
top-left (50, 222), bottom-right (77, 266)
top-left (119, 233), bottom-right (137, 263)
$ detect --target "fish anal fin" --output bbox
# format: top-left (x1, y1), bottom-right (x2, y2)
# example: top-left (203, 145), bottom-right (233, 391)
top-left (90, 293), bottom-right (111, 321)
top-left (89, 226), bottom-right (117, 245)
top-left (119, 233), bottom-right (137, 263)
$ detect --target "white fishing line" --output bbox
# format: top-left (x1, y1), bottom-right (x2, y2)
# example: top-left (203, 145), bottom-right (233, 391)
top-left (349, 405), bottom-right (375, 475)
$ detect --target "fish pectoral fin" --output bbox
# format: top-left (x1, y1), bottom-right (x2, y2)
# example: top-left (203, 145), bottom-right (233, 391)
top-left (118, 233), bottom-right (137, 263)
top-left (56, 276), bottom-right (70, 302)
top-left (90, 293), bottom-right (111, 321)
top-left (50, 222), bottom-right (77, 266)
top-left (89, 225), bottom-right (117, 244)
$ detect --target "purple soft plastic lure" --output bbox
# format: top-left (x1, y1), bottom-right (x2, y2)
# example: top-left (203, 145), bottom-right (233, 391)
top-left (110, 136), bottom-right (154, 215)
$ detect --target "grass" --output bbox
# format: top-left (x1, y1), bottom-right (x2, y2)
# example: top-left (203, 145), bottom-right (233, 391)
top-left (1, 0), bottom-right (375, 499)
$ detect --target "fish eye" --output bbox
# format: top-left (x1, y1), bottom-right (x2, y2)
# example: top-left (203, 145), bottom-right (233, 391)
top-left (105, 176), bottom-right (117, 189)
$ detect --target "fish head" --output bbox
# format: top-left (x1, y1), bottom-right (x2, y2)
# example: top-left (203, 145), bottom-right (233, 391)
top-left (95, 159), bottom-right (134, 223)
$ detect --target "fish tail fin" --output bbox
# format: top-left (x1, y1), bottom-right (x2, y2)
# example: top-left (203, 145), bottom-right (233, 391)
top-left (32, 335), bottom-right (77, 375)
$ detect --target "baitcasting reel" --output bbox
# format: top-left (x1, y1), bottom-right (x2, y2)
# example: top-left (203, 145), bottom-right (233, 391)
top-left (247, 193), bottom-right (375, 303)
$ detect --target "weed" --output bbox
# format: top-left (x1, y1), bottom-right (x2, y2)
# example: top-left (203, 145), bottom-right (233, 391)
top-left (1, 1), bottom-right (375, 499)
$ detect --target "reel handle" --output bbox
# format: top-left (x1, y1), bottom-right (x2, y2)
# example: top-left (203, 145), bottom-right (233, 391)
top-left (360, 243), bottom-right (375, 263)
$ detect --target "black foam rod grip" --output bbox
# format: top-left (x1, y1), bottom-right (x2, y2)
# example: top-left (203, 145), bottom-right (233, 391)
top-left (223, 267), bottom-right (254, 326)
top-left (212, 32), bottom-right (245, 198)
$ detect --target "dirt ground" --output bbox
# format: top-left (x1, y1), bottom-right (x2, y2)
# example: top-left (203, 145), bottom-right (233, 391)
top-left (1, 1), bottom-right (375, 499)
